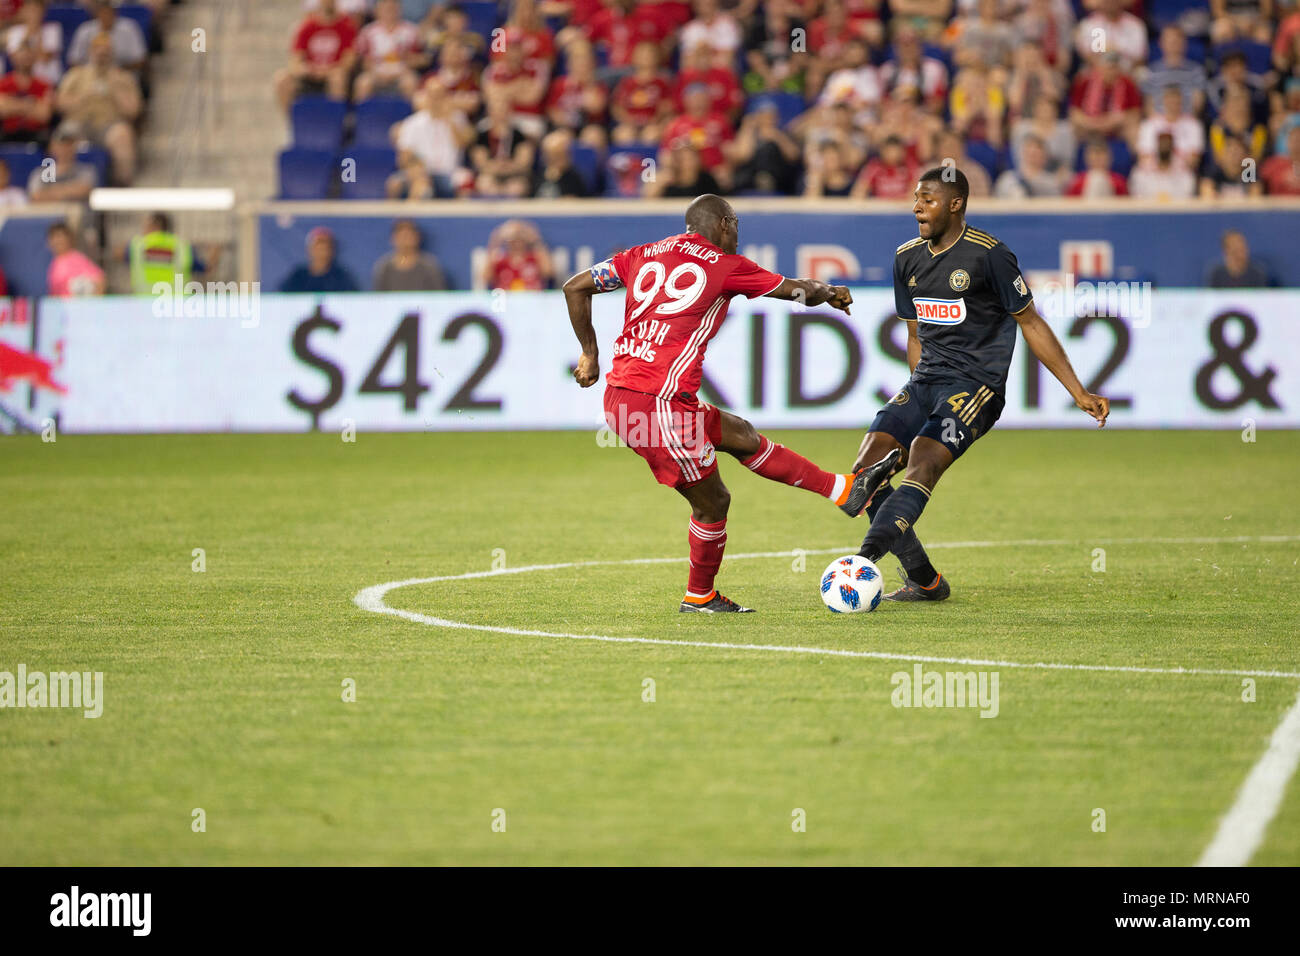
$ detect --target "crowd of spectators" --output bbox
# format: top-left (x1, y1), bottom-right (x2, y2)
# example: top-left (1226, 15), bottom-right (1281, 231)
top-left (275, 0), bottom-right (1300, 200)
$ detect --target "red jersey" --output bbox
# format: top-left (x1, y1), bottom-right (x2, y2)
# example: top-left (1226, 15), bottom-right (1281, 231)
top-left (594, 233), bottom-right (784, 400)
top-left (673, 66), bottom-right (743, 115)
top-left (660, 112), bottom-right (734, 169)
top-left (490, 249), bottom-right (547, 291)
top-left (0, 73), bottom-right (50, 134)
top-left (612, 72), bottom-right (672, 125)
top-left (586, 5), bottom-right (669, 68)
top-left (293, 15), bottom-right (358, 68)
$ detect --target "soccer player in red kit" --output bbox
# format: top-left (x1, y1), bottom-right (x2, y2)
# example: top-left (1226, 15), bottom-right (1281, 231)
top-left (563, 195), bottom-right (891, 613)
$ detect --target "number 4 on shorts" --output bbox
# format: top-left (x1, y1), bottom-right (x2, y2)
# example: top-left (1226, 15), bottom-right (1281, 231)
top-left (946, 391), bottom-right (970, 414)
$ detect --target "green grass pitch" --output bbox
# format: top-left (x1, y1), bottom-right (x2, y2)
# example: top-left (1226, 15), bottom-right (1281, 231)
top-left (1, 428), bottom-right (1297, 865)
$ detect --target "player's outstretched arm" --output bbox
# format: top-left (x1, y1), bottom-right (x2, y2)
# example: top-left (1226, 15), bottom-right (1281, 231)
top-left (1013, 302), bottom-right (1110, 427)
top-left (766, 278), bottom-right (854, 315)
top-left (562, 269), bottom-right (601, 388)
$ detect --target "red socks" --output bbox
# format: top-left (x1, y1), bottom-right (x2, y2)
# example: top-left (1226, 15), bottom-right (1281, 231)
top-left (741, 435), bottom-right (848, 502)
top-left (684, 517), bottom-right (727, 601)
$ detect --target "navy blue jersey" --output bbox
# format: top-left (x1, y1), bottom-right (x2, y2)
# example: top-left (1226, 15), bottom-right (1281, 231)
top-left (893, 223), bottom-right (1033, 393)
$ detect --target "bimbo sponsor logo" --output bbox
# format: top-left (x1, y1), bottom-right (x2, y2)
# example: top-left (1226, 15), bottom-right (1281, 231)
top-left (914, 297), bottom-right (967, 324)
top-left (49, 886), bottom-right (151, 936)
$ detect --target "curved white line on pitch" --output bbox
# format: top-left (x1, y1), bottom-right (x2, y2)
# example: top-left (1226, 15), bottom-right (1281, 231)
top-left (354, 535), bottom-right (1300, 680)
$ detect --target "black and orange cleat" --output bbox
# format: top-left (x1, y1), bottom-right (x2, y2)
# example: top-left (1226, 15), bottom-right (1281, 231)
top-left (839, 447), bottom-right (901, 517)
top-left (679, 591), bottom-right (754, 613)
top-left (882, 568), bottom-right (951, 602)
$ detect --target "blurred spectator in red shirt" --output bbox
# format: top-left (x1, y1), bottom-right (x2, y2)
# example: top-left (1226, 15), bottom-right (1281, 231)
top-left (483, 33), bottom-right (549, 138)
top-left (673, 42), bottom-right (742, 118)
top-left (1068, 52), bottom-right (1141, 143)
top-left (7, 1), bottom-right (64, 87)
top-left (660, 81), bottom-right (735, 182)
top-left (1261, 125), bottom-right (1300, 194)
top-left (851, 135), bottom-right (920, 198)
top-left (425, 36), bottom-right (482, 119)
top-left (0, 40), bottom-right (53, 143)
top-left (610, 40), bottom-right (672, 144)
top-left (274, 0), bottom-right (358, 111)
top-left (484, 219), bottom-right (553, 291)
top-left (545, 41), bottom-right (608, 149)
top-left (491, 0), bottom-right (556, 75)
top-left (573, 0), bottom-right (673, 75)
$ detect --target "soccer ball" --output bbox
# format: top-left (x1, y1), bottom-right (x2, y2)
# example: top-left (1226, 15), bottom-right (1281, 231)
top-left (820, 555), bottom-right (883, 613)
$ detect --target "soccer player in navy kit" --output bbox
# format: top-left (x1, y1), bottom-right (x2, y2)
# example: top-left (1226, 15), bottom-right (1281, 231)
top-left (849, 167), bottom-right (1111, 601)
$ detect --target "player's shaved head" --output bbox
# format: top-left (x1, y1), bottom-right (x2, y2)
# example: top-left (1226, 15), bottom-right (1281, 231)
top-left (684, 194), bottom-right (738, 254)
top-left (685, 194), bottom-right (732, 234)
top-left (918, 166), bottom-right (969, 212)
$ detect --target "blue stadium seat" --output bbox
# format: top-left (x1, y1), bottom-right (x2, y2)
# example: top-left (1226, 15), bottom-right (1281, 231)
top-left (278, 148), bottom-right (335, 199)
top-left (1108, 138), bottom-right (1134, 178)
top-left (569, 143), bottom-right (600, 194)
top-left (340, 147), bottom-right (396, 199)
top-left (1212, 41), bottom-right (1271, 74)
top-left (0, 144), bottom-right (43, 188)
top-left (1186, 37), bottom-right (1207, 63)
top-left (353, 96), bottom-right (412, 149)
top-left (76, 145), bottom-right (109, 185)
top-left (290, 96), bottom-right (347, 151)
top-left (966, 140), bottom-right (1001, 180)
top-left (604, 145), bottom-right (657, 197)
top-left (461, 1), bottom-right (502, 43)
top-left (1148, 0), bottom-right (1209, 32)
top-left (116, 4), bottom-right (153, 44)
top-left (744, 92), bottom-right (806, 128)
top-left (44, 5), bottom-right (91, 42)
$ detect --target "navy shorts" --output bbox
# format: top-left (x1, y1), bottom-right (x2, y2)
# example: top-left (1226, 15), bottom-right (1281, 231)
top-left (868, 377), bottom-right (1005, 460)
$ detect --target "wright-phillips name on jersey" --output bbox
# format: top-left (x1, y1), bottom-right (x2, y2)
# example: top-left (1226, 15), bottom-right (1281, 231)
top-left (590, 232), bottom-right (784, 401)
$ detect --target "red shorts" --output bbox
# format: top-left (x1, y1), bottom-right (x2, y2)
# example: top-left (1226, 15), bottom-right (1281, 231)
top-left (603, 385), bottom-right (721, 489)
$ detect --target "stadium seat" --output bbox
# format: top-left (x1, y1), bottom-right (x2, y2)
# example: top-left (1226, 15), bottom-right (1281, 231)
top-left (1148, 0), bottom-right (1208, 31)
top-left (966, 140), bottom-right (1002, 180)
top-left (604, 145), bottom-right (657, 197)
top-left (1212, 41), bottom-right (1271, 74)
top-left (75, 145), bottom-right (109, 185)
top-left (278, 147), bottom-right (335, 199)
top-left (744, 92), bottom-right (805, 128)
top-left (116, 4), bottom-right (154, 44)
top-left (44, 5), bottom-right (91, 44)
top-left (461, 1), bottom-right (502, 43)
top-left (290, 96), bottom-right (347, 152)
top-left (569, 143), bottom-right (600, 194)
top-left (353, 97), bottom-right (412, 149)
top-left (0, 144), bottom-right (43, 188)
top-left (1108, 138), bottom-right (1134, 178)
top-left (339, 147), bottom-right (396, 199)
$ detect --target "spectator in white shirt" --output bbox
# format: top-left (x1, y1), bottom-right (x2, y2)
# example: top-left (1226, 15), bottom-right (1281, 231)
top-left (817, 39), bottom-right (882, 112)
top-left (353, 0), bottom-right (426, 100)
top-left (387, 81), bottom-right (473, 199)
top-left (67, 1), bottom-right (147, 74)
top-left (6, 0), bottom-right (63, 86)
top-left (1075, 0), bottom-right (1148, 69)
top-left (680, 0), bottom-right (741, 68)
top-left (1129, 131), bottom-right (1196, 199)
top-left (1137, 84), bottom-right (1205, 168)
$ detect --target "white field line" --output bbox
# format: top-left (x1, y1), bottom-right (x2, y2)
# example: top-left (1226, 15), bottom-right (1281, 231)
top-left (1197, 686), bottom-right (1300, 867)
top-left (353, 534), bottom-right (1300, 680)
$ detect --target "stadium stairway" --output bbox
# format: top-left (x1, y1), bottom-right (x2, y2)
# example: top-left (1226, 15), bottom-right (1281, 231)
top-left (110, 0), bottom-right (301, 288)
